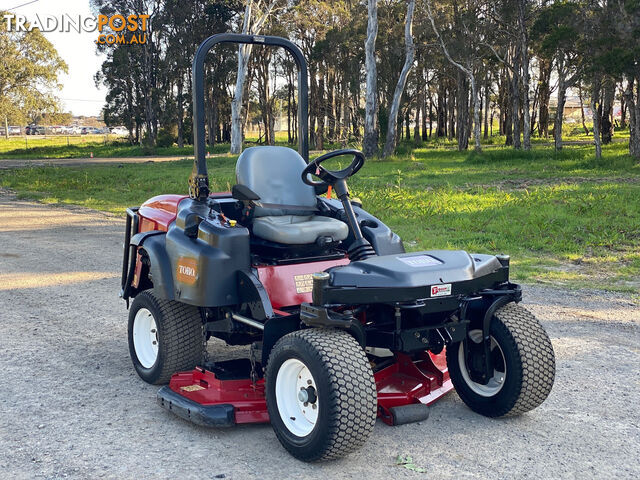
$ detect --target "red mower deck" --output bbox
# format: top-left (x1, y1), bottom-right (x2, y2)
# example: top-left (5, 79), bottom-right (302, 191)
top-left (157, 350), bottom-right (452, 427)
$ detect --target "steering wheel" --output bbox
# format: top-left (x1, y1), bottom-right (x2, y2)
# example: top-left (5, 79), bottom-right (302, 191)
top-left (301, 149), bottom-right (365, 187)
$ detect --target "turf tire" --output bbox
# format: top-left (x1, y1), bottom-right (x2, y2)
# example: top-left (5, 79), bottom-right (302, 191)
top-left (128, 290), bottom-right (204, 385)
top-left (265, 328), bottom-right (377, 461)
top-left (447, 302), bottom-right (555, 417)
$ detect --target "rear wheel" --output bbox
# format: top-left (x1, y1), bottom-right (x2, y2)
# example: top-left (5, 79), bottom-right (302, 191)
top-left (265, 328), bottom-right (377, 461)
top-left (447, 303), bottom-right (555, 417)
top-left (128, 290), bottom-right (204, 385)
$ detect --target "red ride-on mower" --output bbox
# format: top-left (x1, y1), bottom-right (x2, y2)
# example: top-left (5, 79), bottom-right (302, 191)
top-left (120, 34), bottom-right (555, 461)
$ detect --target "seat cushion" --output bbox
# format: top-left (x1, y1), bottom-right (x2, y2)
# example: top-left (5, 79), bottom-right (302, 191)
top-left (252, 215), bottom-right (349, 245)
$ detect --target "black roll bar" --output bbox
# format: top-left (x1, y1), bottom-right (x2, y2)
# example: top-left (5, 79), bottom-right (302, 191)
top-left (190, 33), bottom-right (309, 201)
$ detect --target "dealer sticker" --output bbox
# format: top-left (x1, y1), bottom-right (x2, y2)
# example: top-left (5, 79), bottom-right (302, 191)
top-left (180, 384), bottom-right (205, 392)
top-left (430, 284), bottom-right (452, 297)
top-left (398, 255), bottom-right (443, 267)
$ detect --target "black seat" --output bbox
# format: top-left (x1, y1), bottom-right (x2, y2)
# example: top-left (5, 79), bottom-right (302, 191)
top-left (235, 146), bottom-right (348, 245)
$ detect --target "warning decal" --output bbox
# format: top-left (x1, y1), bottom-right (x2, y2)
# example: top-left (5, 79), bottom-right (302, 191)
top-left (293, 273), bottom-right (314, 294)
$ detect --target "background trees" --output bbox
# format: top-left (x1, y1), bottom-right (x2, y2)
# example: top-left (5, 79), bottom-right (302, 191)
top-left (0, 11), bottom-right (68, 127)
top-left (90, 0), bottom-right (640, 160)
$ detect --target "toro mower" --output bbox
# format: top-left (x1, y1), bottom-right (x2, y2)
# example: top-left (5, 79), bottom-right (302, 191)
top-left (120, 34), bottom-right (555, 462)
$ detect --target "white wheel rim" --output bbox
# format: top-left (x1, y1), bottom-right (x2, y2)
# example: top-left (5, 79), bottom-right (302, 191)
top-left (133, 308), bottom-right (159, 369)
top-left (458, 329), bottom-right (506, 397)
top-left (275, 358), bottom-right (319, 437)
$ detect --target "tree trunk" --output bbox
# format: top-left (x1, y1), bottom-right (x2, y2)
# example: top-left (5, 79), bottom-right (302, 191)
top-left (327, 71), bottom-right (336, 141)
top-left (511, 46), bottom-right (521, 149)
top-left (363, 0), bottom-right (379, 158)
top-left (455, 71), bottom-right (469, 150)
top-left (229, 0), bottom-right (276, 154)
top-left (316, 65), bottom-right (326, 150)
top-left (428, 95), bottom-right (433, 137)
top-left (619, 81), bottom-right (627, 129)
top-left (414, 96), bottom-right (421, 143)
top-left (503, 69), bottom-right (513, 145)
top-left (382, 0), bottom-right (415, 158)
top-left (578, 84), bottom-right (589, 135)
top-left (177, 76), bottom-right (184, 148)
top-left (231, 49), bottom-right (250, 153)
top-left (591, 76), bottom-right (602, 159)
top-left (422, 89), bottom-right (429, 140)
top-left (624, 74), bottom-right (640, 158)
top-left (483, 71), bottom-right (490, 139)
top-left (554, 68), bottom-right (567, 150)
top-left (437, 81), bottom-right (446, 137)
top-left (600, 76), bottom-right (614, 144)
top-left (448, 87), bottom-right (455, 140)
top-left (537, 57), bottom-right (552, 138)
top-left (518, 0), bottom-right (531, 150)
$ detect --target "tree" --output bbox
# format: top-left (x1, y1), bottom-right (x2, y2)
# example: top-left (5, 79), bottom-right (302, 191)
top-left (382, 0), bottom-right (415, 157)
top-left (0, 12), bottom-right (67, 126)
top-left (363, 0), bottom-right (379, 157)
top-left (531, 1), bottom-right (584, 151)
top-left (426, 0), bottom-right (483, 151)
top-left (230, 0), bottom-right (281, 155)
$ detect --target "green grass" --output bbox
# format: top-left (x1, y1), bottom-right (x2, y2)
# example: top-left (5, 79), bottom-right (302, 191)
top-left (1, 140), bottom-right (639, 293)
top-left (1, 125), bottom-right (624, 160)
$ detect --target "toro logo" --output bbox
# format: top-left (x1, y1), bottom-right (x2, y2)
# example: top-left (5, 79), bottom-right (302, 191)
top-left (176, 258), bottom-right (198, 285)
top-left (430, 283), bottom-right (452, 297)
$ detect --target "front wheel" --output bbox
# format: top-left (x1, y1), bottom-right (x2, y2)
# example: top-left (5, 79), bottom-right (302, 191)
top-left (447, 303), bottom-right (555, 417)
top-left (265, 329), bottom-right (377, 461)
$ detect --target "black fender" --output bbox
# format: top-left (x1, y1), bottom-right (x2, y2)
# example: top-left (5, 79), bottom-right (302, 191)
top-left (132, 232), bottom-right (176, 301)
top-left (460, 283), bottom-right (522, 383)
top-left (261, 315), bottom-right (301, 366)
top-left (237, 270), bottom-right (274, 321)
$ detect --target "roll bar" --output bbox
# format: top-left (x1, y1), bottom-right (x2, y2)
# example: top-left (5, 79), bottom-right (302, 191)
top-left (189, 33), bottom-right (309, 201)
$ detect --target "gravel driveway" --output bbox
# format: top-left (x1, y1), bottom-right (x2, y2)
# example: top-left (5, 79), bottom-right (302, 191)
top-left (0, 192), bottom-right (638, 479)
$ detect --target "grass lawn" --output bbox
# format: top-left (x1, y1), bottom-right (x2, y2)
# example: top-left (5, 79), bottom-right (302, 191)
top-left (1, 126), bottom-right (628, 159)
top-left (1, 140), bottom-right (638, 294)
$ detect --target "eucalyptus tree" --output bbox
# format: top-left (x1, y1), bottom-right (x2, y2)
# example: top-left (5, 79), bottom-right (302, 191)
top-left (230, 0), bottom-right (282, 154)
top-left (531, 1), bottom-right (585, 150)
top-left (382, 0), bottom-right (415, 157)
top-left (363, 0), bottom-right (379, 157)
top-left (426, 0), bottom-right (485, 151)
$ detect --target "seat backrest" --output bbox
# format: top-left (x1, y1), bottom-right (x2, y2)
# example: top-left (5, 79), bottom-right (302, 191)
top-left (235, 146), bottom-right (317, 217)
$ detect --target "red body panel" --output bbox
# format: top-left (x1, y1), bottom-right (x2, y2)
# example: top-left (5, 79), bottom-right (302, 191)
top-left (137, 192), bottom-right (232, 232)
top-left (375, 351), bottom-right (453, 425)
top-left (138, 194), bottom-right (187, 232)
top-left (166, 351), bottom-right (452, 425)
top-left (256, 258), bottom-right (350, 309)
top-left (169, 368), bottom-right (269, 424)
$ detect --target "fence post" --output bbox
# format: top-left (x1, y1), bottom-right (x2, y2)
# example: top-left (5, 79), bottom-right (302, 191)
top-left (4, 117), bottom-right (8, 140)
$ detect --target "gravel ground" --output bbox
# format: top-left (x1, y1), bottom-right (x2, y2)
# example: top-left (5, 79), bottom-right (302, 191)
top-left (0, 193), bottom-right (638, 479)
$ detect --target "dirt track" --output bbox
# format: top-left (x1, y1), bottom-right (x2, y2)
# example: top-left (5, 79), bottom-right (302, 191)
top-left (0, 192), bottom-right (638, 479)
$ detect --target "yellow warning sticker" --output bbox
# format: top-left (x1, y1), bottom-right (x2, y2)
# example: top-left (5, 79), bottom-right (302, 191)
top-left (180, 384), bottom-right (205, 392)
top-left (293, 273), bottom-right (314, 294)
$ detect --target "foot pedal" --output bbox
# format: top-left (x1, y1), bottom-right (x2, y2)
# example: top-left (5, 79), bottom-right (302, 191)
top-left (389, 403), bottom-right (430, 426)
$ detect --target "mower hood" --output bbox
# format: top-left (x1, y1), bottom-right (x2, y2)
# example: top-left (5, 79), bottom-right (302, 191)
top-left (329, 250), bottom-right (504, 289)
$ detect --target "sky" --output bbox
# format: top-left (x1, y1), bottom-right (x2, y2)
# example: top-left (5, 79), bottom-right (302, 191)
top-left (1, 0), bottom-right (108, 117)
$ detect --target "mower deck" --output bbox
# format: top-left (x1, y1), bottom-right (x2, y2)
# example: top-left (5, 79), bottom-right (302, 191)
top-left (157, 350), bottom-right (452, 428)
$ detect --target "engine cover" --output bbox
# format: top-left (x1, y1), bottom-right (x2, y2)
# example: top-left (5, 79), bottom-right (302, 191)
top-left (329, 250), bottom-right (503, 289)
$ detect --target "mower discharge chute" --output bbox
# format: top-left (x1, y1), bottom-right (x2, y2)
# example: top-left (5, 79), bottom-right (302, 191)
top-left (120, 33), bottom-right (555, 462)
